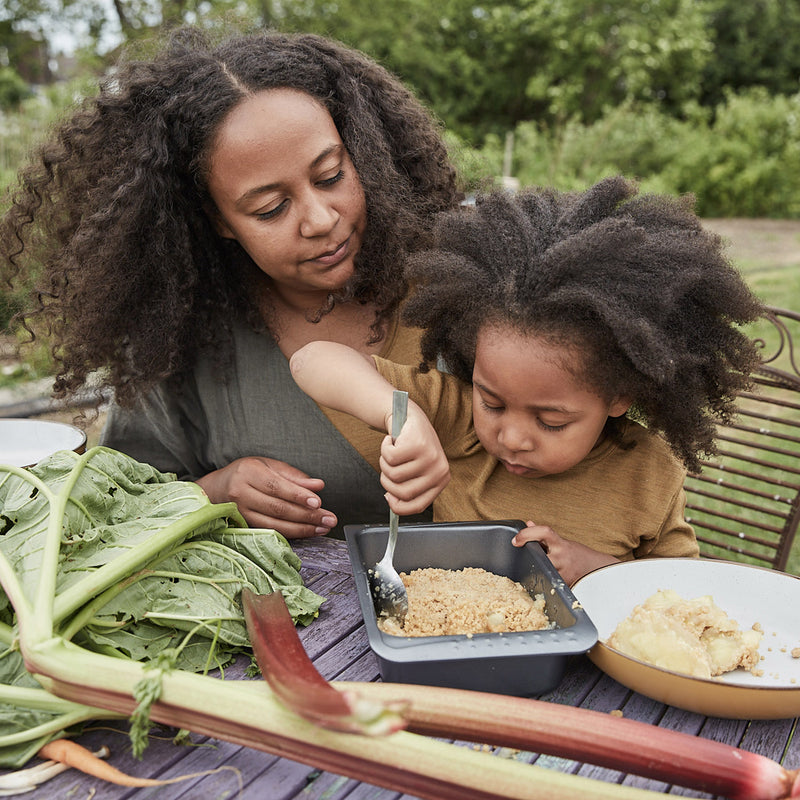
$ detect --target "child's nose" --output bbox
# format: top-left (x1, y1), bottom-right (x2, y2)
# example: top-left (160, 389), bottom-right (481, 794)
top-left (497, 422), bottom-right (535, 452)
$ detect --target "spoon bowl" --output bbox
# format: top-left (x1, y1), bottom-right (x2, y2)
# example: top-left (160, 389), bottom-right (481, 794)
top-left (369, 390), bottom-right (409, 624)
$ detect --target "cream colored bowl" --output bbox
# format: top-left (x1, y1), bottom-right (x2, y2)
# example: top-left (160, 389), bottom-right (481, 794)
top-left (572, 558), bottom-right (800, 719)
top-left (0, 419), bottom-right (87, 468)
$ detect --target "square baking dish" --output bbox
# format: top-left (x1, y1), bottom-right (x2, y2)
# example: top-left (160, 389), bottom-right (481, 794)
top-left (344, 520), bottom-right (598, 696)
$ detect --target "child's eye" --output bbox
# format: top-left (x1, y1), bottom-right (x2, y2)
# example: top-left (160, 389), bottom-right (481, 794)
top-left (318, 169), bottom-right (345, 187)
top-left (480, 399), bottom-right (504, 414)
top-left (538, 420), bottom-right (567, 432)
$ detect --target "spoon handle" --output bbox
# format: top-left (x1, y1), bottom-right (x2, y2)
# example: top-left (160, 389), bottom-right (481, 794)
top-left (391, 390), bottom-right (409, 442)
top-left (387, 391), bottom-right (409, 552)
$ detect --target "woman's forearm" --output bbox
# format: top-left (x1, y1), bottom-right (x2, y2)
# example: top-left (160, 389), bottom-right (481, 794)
top-left (289, 342), bottom-right (396, 431)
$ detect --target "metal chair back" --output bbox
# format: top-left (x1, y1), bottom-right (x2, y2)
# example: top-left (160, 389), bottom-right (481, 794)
top-left (684, 305), bottom-right (800, 572)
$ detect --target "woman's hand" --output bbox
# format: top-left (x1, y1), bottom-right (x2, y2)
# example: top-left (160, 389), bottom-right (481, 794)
top-left (379, 404), bottom-right (450, 516)
top-left (196, 456), bottom-right (336, 538)
top-left (512, 520), bottom-right (619, 586)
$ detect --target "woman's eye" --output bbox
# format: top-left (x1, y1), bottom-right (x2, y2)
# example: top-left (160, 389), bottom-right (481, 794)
top-left (255, 200), bottom-right (287, 221)
top-left (318, 169), bottom-right (345, 187)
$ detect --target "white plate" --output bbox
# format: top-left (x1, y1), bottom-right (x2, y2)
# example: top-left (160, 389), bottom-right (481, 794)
top-left (0, 419), bottom-right (87, 467)
top-left (571, 558), bottom-right (800, 719)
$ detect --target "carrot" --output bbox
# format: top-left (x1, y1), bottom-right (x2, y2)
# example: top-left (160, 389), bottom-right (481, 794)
top-left (37, 740), bottom-right (166, 787)
top-left (35, 739), bottom-right (243, 791)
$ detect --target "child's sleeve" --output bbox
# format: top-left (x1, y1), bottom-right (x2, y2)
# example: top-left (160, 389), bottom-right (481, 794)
top-left (372, 356), bottom-right (475, 457)
top-left (634, 485), bottom-right (700, 559)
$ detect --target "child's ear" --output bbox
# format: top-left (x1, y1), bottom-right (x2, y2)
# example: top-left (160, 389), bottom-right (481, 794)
top-left (608, 396), bottom-right (633, 418)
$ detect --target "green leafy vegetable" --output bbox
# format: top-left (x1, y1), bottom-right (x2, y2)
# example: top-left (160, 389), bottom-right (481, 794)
top-left (0, 446), bottom-right (324, 766)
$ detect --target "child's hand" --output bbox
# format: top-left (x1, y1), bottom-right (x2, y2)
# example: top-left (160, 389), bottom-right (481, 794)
top-left (512, 520), bottom-right (619, 586)
top-left (379, 403), bottom-right (450, 516)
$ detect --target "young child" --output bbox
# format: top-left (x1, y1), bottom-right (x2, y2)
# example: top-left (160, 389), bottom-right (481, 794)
top-left (289, 176), bottom-right (765, 584)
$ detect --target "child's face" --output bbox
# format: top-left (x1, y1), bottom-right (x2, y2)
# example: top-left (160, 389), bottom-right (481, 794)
top-left (472, 324), bottom-right (631, 477)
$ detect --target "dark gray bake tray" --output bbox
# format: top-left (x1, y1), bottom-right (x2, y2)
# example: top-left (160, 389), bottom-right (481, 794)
top-left (344, 520), bottom-right (598, 696)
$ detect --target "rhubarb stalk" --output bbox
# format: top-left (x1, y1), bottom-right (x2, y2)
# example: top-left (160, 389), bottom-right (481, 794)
top-left (241, 588), bottom-right (406, 734)
top-left (27, 636), bottom-right (667, 800)
top-left (244, 589), bottom-right (800, 800)
top-left (349, 681), bottom-right (800, 800)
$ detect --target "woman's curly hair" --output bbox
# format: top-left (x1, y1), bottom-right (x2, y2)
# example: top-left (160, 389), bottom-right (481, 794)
top-left (0, 26), bottom-right (459, 407)
top-left (403, 176), bottom-right (765, 472)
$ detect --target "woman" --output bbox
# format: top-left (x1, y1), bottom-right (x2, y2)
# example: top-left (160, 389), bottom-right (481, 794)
top-left (0, 27), bottom-right (458, 538)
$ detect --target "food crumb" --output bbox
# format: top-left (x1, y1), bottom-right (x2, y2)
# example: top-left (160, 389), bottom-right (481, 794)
top-left (609, 709), bottom-right (624, 718)
top-left (792, 647), bottom-right (800, 659)
top-left (752, 669), bottom-right (764, 677)
top-left (572, 600), bottom-right (583, 609)
top-left (753, 622), bottom-right (763, 632)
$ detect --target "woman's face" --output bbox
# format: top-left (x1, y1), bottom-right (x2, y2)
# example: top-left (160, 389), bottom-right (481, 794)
top-left (472, 323), bottom-right (631, 477)
top-left (206, 88), bottom-right (367, 305)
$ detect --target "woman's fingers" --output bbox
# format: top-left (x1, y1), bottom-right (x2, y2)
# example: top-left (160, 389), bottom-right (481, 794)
top-left (196, 457), bottom-right (337, 538)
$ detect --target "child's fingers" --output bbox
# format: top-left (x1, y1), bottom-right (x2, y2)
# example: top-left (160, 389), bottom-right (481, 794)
top-left (512, 522), bottom-right (556, 551)
top-left (384, 475), bottom-right (447, 505)
top-left (379, 453), bottom-right (449, 487)
top-left (384, 488), bottom-right (440, 516)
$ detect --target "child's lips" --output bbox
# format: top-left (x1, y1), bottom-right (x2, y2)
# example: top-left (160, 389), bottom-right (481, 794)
top-left (502, 460), bottom-right (534, 476)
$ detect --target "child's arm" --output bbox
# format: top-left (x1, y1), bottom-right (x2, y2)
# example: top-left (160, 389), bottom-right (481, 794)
top-left (289, 342), bottom-right (450, 515)
top-left (512, 522), bottom-right (619, 586)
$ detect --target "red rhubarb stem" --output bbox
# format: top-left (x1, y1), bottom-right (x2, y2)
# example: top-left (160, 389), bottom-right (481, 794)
top-left (246, 587), bottom-right (797, 800)
top-left (241, 588), bottom-right (406, 734)
top-left (348, 681), bottom-right (797, 800)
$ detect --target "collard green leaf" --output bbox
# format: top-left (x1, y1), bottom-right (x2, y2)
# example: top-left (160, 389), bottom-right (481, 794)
top-left (0, 447), bottom-right (326, 766)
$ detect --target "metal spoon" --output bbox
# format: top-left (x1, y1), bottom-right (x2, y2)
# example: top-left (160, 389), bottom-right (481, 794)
top-left (369, 389), bottom-right (410, 624)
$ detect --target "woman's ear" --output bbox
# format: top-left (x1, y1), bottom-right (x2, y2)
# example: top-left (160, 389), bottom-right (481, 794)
top-left (608, 396), bottom-right (633, 418)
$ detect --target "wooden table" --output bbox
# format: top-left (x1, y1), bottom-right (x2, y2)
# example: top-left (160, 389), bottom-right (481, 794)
top-left (16, 538), bottom-right (800, 799)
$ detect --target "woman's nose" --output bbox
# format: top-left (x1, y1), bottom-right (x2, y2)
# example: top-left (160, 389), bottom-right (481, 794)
top-left (299, 193), bottom-right (338, 238)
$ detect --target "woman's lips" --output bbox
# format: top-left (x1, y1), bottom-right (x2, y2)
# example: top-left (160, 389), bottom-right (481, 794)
top-left (309, 236), bottom-right (351, 267)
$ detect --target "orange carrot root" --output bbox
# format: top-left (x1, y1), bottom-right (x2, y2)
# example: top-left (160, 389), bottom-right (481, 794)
top-left (37, 740), bottom-right (165, 787)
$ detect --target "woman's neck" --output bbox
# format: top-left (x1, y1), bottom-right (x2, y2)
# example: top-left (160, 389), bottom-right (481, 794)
top-left (268, 291), bottom-right (386, 359)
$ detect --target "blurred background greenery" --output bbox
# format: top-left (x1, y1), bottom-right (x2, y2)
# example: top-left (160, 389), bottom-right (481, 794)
top-left (1, 0), bottom-right (800, 572)
top-left (1, 0), bottom-right (799, 214)
top-left (4, 0), bottom-right (800, 372)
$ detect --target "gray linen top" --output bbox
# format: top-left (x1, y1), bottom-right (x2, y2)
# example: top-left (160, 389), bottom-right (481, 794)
top-left (100, 320), bottom-right (431, 537)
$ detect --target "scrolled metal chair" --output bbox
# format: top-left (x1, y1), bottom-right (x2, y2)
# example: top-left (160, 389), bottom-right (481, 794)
top-left (684, 305), bottom-right (800, 572)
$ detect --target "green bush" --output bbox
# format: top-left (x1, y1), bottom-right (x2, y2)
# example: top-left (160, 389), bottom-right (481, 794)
top-left (457, 89), bottom-right (800, 219)
top-left (670, 89), bottom-right (800, 217)
top-left (0, 68), bottom-right (31, 111)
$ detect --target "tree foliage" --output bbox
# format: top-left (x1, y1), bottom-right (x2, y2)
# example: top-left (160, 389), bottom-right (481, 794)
top-left (269, 0), bottom-right (715, 138)
top-left (701, 0), bottom-right (800, 108)
top-left (3, 0), bottom-right (800, 138)
top-left (2, 0), bottom-right (800, 219)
